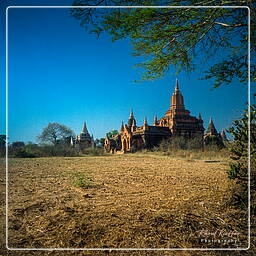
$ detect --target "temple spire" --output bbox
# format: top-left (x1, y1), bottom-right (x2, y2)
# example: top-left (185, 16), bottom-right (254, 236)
top-left (143, 117), bottom-right (148, 130)
top-left (221, 129), bottom-right (228, 141)
top-left (144, 117), bottom-right (148, 126)
top-left (128, 109), bottom-right (136, 127)
top-left (120, 121), bottom-right (124, 132)
top-left (206, 117), bottom-right (218, 135)
top-left (170, 79), bottom-right (184, 109)
top-left (130, 108), bottom-right (134, 118)
top-left (175, 78), bottom-right (179, 91)
top-left (154, 115), bottom-right (158, 126)
top-left (81, 121), bottom-right (89, 134)
top-left (131, 118), bottom-right (136, 132)
top-left (198, 113), bottom-right (202, 120)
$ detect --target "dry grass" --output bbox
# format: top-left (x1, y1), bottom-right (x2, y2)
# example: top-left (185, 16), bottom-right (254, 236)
top-left (0, 153), bottom-right (253, 256)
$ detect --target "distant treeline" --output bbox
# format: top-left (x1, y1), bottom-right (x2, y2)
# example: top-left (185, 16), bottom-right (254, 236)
top-left (0, 134), bottom-right (229, 158)
top-left (0, 141), bottom-right (105, 158)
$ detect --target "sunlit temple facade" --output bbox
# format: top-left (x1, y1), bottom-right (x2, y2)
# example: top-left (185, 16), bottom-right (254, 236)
top-left (104, 79), bottom-right (226, 153)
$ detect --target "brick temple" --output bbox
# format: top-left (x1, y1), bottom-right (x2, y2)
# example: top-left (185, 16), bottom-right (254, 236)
top-left (71, 122), bottom-right (94, 149)
top-left (104, 79), bottom-right (226, 153)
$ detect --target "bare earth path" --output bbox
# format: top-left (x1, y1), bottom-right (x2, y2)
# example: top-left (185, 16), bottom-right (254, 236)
top-left (0, 154), bottom-right (251, 255)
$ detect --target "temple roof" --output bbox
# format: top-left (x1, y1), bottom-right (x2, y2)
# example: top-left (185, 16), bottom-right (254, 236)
top-left (221, 129), bottom-right (227, 140)
top-left (206, 117), bottom-right (218, 135)
top-left (120, 121), bottom-right (124, 132)
top-left (81, 121), bottom-right (89, 134)
top-left (128, 109), bottom-right (136, 127)
top-left (154, 115), bottom-right (158, 126)
top-left (130, 109), bottom-right (134, 118)
top-left (144, 117), bottom-right (148, 126)
top-left (175, 78), bottom-right (179, 92)
top-left (171, 79), bottom-right (185, 109)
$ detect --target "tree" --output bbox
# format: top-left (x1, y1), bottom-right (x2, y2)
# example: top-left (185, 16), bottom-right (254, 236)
top-left (11, 141), bottom-right (25, 148)
top-left (0, 135), bottom-right (6, 147)
top-left (38, 123), bottom-right (75, 145)
top-left (99, 138), bottom-right (106, 147)
top-left (0, 135), bottom-right (6, 157)
top-left (227, 105), bottom-right (256, 211)
top-left (106, 130), bottom-right (119, 138)
top-left (95, 138), bottom-right (105, 147)
top-left (71, 0), bottom-right (255, 86)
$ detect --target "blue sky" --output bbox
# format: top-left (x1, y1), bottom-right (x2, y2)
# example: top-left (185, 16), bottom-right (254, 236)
top-left (0, 0), bottom-right (251, 142)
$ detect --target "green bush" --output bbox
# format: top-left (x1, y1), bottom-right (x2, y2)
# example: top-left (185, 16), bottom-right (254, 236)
top-left (40, 145), bottom-right (81, 157)
top-left (158, 138), bottom-right (170, 152)
top-left (13, 148), bottom-right (37, 158)
top-left (73, 173), bottom-right (93, 189)
top-left (82, 147), bottom-right (105, 156)
top-left (158, 136), bottom-right (204, 152)
top-left (170, 136), bottom-right (187, 150)
top-left (9, 143), bottom-right (81, 158)
top-left (204, 135), bottom-right (225, 149)
top-left (227, 105), bottom-right (256, 212)
top-left (187, 135), bottom-right (204, 150)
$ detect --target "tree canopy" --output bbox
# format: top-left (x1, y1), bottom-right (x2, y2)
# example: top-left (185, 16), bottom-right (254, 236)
top-left (106, 130), bottom-right (119, 138)
top-left (0, 135), bottom-right (6, 147)
top-left (71, 0), bottom-right (255, 87)
top-left (37, 123), bottom-right (75, 145)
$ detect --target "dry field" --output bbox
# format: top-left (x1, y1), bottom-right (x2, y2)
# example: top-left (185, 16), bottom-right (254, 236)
top-left (0, 153), bottom-right (253, 256)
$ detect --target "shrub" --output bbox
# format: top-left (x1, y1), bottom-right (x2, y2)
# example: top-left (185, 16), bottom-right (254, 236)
top-left (187, 135), bottom-right (204, 150)
top-left (227, 105), bottom-right (256, 212)
top-left (158, 136), bottom-right (204, 152)
top-left (82, 147), bottom-right (105, 156)
top-left (130, 145), bottom-right (137, 153)
top-left (73, 173), bottom-right (93, 188)
top-left (204, 135), bottom-right (225, 149)
top-left (170, 136), bottom-right (187, 150)
top-left (9, 143), bottom-right (81, 158)
top-left (39, 145), bottom-right (80, 157)
top-left (13, 148), bottom-right (37, 158)
top-left (11, 141), bottom-right (25, 148)
top-left (158, 138), bottom-right (170, 152)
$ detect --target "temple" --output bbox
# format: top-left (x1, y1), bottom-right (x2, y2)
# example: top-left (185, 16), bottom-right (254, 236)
top-left (105, 79), bottom-right (226, 153)
top-left (158, 79), bottom-right (204, 137)
top-left (204, 117), bottom-right (225, 147)
top-left (73, 122), bottom-right (94, 149)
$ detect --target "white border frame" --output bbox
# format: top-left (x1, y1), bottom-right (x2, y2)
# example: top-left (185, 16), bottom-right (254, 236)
top-left (5, 5), bottom-right (251, 251)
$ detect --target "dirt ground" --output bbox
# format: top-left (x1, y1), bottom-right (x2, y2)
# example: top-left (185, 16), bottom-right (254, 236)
top-left (0, 154), bottom-right (253, 256)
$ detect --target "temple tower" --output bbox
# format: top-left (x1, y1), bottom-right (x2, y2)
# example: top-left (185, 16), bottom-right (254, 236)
top-left (128, 109), bottom-right (136, 128)
top-left (77, 122), bottom-right (92, 148)
top-left (170, 79), bottom-right (185, 110)
top-left (154, 115), bottom-right (158, 126)
top-left (143, 117), bottom-right (148, 130)
top-left (120, 121), bottom-right (124, 133)
top-left (221, 129), bottom-right (228, 141)
top-left (205, 117), bottom-right (218, 136)
top-left (165, 79), bottom-right (190, 119)
top-left (158, 79), bottom-right (204, 137)
top-left (204, 117), bottom-right (224, 148)
top-left (80, 122), bottom-right (91, 141)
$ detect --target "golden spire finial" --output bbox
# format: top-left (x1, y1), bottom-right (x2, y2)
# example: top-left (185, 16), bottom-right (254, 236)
top-left (144, 117), bottom-right (148, 125)
top-left (130, 108), bottom-right (134, 117)
top-left (175, 78), bottom-right (179, 91)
